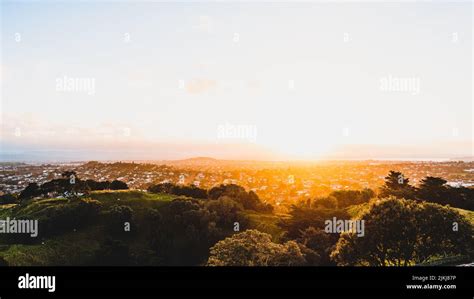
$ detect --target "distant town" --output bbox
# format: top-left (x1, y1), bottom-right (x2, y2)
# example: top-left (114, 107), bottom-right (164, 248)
top-left (1, 158), bottom-right (473, 212)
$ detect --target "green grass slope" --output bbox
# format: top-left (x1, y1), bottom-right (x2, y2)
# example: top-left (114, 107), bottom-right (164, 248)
top-left (0, 191), bottom-right (176, 266)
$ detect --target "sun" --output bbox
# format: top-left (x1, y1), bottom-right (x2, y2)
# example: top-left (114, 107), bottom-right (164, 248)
top-left (259, 127), bottom-right (340, 160)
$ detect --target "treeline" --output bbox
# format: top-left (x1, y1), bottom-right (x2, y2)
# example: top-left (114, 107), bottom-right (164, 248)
top-left (209, 197), bottom-right (473, 266)
top-left (380, 171), bottom-right (474, 210)
top-left (268, 171), bottom-right (474, 266)
top-left (147, 183), bottom-right (273, 213)
top-left (147, 183), bottom-right (207, 199)
top-left (0, 193), bottom-right (251, 265)
top-left (0, 171), bottom-right (129, 204)
top-left (208, 170), bottom-right (474, 266)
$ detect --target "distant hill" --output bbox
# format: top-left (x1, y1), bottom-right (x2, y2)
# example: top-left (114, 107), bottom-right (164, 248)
top-left (450, 156), bottom-right (474, 162)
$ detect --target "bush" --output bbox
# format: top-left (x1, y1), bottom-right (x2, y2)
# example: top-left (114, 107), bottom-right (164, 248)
top-left (207, 229), bottom-right (307, 266)
top-left (40, 198), bottom-right (102, 237)
top-left (331, 197), bottom-right (474, 266)
top-left (148, 198), bottom-right (223, 265)
top-left (208, 184), bottom-right (273, 212)
top-left (0, 194), bottom-right (18, 205)
top-left (147, 183), bottom-right (207, 199)
top-left (298, 227), bottom-right (338, 265)
top-left (204, 196), bottom-right (244, 227)
top-left (110, 180), bottom-right (129, 190)
top-left (94, 238), bottom-right (130, 266)
top-left (102, 205), bottom-right (134, 235)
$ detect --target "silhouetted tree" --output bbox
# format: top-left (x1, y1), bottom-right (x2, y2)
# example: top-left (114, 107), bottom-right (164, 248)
top-left (18, 183), bottom-right (41, 202)
top-left (379, 171), bottom-right (416, 199)
top-left (110, 180), bottom-right (129, 190)
top-left (415, 176), bottom-right (474, 210)
top-left (0, 193), bottom-right (18, 205)
top-left (298, 226), bottom-right (337, 266)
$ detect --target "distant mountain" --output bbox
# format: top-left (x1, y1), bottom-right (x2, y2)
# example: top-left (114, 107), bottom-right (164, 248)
top-left (179, 157), bottom-right (219, 163)
top-left (165, 157), bottom-right (223, 167)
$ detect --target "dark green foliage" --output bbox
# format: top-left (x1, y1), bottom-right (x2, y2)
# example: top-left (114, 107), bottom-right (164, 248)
top-left (330, 189), bottom-right (375, 208)
top-left (110, 180), bottom-right (129, 190)
top-left (147, 183), bottom-right (174, 194)
top-left (204, 196), bottom-right (247, 227)
top-left (17, 172), bottom-right (128, 201)
top-left (40, 198), bottom-right (103, 238)
top-left (83, 179), bottom-right (111, 191)
top-left (207, 229), bottom-right (307, 266)
top-left (102, 205), bottom-right (134, 236)
top-left (94, 238), bottom-right (130, 266)
top-left (379, 171), bottom-right (417, 199)
top-left (0, 193), bottom-right (18, 205)
top-left (146, 197), bottom-right (248, 266)
top-left (331, 197), bottom-right (474, 266)
top-left (297, 227), bottom-right (338, 265)
top-left (208, 184), bottom-right (273, 212)
top-left (279, 203), bottom-right (350, 240)
top-left (148, 183), bottom-right (207, 199)
top-left (380, 171), bottom-right (474, 210)
top-left (19, 183), bottom-right (42, 202)
top-left (417, 176), bottom-right (474, 210)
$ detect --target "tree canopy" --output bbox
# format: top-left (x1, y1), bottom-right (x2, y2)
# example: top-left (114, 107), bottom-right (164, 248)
top-left (331, 197), bottom-right (474, 266)
top-left (207, 229), bottom-right (307, 266)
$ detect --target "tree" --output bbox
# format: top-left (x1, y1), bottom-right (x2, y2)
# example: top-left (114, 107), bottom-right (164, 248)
top-left (40, 198), bottom-right (102, 237)
top-left (94, 238), bottom-right (130, 266)
top-left (103, 205), bottom-right (133, 235)
top-left (279, 203), bottom-right (349, 239)
top-left (0, 193), bottom-right (18, 205)
top-left (110, 180), bottom-right (129, 190)
top-left (379, 171), bottom-right (416, 199)
top-left (312, 196), bottom-right (338, 209)
top-left (204, 196), bottom-right (245, 227)
top-left (147, 183), bottom-right (174, 194)
top-left (330, 189), bottom-right (375, 208)
top-left (416, 176), bottom-right (474, 210)
top-left (208, 184), bottom-right (273, 212)
top-left (147, 183), bottom-right (207, 199)
top-left (330, 197), bottom-right (474, 266)
top-left (61, 171), bottom-right (77, 179)
top-left (417, 176), bottom-right (448, 205)
top-left (298, 227), bottom-right (337, 265)
top-left (149, 198), bottom-right (226, 266)
top-left (18, 183), bottom-right (41, 202)
top-left (207, 229), bottom-right (307, 266)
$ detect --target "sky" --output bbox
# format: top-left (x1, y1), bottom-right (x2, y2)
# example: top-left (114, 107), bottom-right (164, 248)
top-left (0, 1), bottom-right (472, 161)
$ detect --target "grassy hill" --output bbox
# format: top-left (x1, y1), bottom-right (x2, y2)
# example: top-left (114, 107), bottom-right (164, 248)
top-left (0, 191), bottom-right (178, 266)
top-left (1, 191), bottom-right (472, 266)
top-left (454, 207), bottom-right (474, 225)
top-left (0, 190), bottom-right (285, 266)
